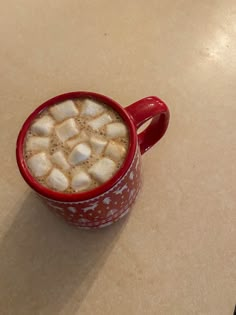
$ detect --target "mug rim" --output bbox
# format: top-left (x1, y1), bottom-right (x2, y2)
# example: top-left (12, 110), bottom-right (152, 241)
top-left (16, 91), bottom-right (137, 202)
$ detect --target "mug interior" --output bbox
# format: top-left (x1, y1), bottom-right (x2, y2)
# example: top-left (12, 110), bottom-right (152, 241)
top-left (16, 91), bottom-right (137, 202)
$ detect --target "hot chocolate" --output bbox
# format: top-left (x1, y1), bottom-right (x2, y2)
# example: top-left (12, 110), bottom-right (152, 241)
top-left (24, 98), bottom-right (129, 193)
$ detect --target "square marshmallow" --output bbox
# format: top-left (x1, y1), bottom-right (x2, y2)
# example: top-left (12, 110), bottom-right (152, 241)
top-left (27, 152), bottom-right (52, 177)
top-left (26, 136), bottom-right (50, 152)
top-left (50, 100), bottom-right (79, 122)
top-left (90, 135), bottom-right (107, 154)
top-left (80, 99), bottom-right (104, 117)
top-left (88, 157), bottom-right (116, 183)
top-left (105, 141), bottom-right (126, 162)
top-left (106, 122), bottom-right (128, 138)
top-left (46, 168), bottom-right (69, 191)
top-left (68, 143), bottom-right (91, 166)
top-left (51, 150), bottom-right (70, 170)
top-left (88, 113), bottom-right (112, 130)
top-left (55, 118), bottom-right (79, 142)
top-left (31, 115), bottom-right (55, 136)
top-left (71, 170), bottom-right (91, 192)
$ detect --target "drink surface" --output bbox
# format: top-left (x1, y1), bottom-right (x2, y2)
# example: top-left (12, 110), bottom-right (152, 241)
top-left (23, 98), bottom-right (129, 193)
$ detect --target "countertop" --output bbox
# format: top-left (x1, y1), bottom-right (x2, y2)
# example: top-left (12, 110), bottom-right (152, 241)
top-left (0, 1), bottom-right (235, 314)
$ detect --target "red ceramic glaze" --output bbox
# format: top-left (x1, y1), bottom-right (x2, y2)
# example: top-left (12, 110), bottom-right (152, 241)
top-left (16, 91), bottom-right (169, 229)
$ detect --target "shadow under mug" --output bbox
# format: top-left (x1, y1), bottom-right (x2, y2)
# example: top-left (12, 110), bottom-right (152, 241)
top-left (16, 92), bottom-right (170, 229)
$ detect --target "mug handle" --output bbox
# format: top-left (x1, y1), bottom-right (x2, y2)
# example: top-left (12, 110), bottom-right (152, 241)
top-left (125, 96), bottom-right (170, 155)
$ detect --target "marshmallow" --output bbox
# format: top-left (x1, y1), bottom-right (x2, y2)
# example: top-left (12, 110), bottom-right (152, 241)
top-left (90, 135), bottom-right (107, 154)
top-left (31, 115), bottom-right (55, 136)
top-left (51, 150), bottom-right (70, 170)
top-left (26, 137), bottom-right (50, 152)
top-left (55, 118), bottom-right (79, 142)
top-left (80, 99), bottom-right (104, 117)
top-left (88, 113), bottom-right (112, 130)
top-left (66, 130), bottom-right (89, 149)
top-left (88, 157), bottom-right (116, 183)
top-left (71, 170), bottom-right (92, 192)
top-left (68, 143), bottom-right (91, 166)
top-left (27, 152), bottom-right (52, 177)
top-left (106, 122), bottom-right (128, 138)
top-left (105, 141), bottom-right (126, 162)
top-left (46, 168), bottom-right (69, 191)
top-left (49, 100), bottom-right (79, 122)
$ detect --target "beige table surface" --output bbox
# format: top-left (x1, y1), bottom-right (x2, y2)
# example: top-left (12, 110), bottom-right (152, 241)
top-left (0, 1), bottom-right (236, 314)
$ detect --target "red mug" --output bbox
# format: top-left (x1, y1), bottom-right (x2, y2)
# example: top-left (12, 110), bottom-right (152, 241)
top-left (16, 92), bottom-right (170, 229)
